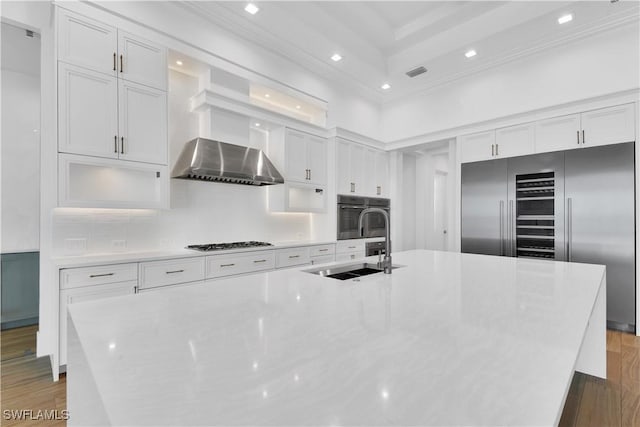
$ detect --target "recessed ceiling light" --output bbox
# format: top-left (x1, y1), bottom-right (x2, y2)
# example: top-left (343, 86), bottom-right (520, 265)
top-left (245, 3), bottom-right (259, 15)
top-left (175, 60), bottom-right (183, 66)
top-left (331, 53), bottom-right (342, 62)
top-left (381, 83), bottom-right (391, 90)
top-left (264, 93), bottom-right (270, 98)
top-left (255, 122), bottom-right (261, 127)
top-left (465, 49), bottom-right (477, 58)
top-left (296, 105), bottom-right (301, 109)
top-left (558, 14), bottom-right (573, 24)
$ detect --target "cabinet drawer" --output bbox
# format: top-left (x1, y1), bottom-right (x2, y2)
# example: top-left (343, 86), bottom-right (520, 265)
top-left (336, 240), bottom-right (365, 254)
top-left (206, 251), bottom-right (275, 279)
top-left (310, 254), bottom-right (335, 265)
top-left (139, 258), bottom-right (205, 290)
top-left (309, 244), bottom-right (335, 257)
top-left (60, 263), bottom-right (137, 289)
top-left (276, 248), bottom-right (311, 268)
top-left (335, 251), bottom-right (365, 263)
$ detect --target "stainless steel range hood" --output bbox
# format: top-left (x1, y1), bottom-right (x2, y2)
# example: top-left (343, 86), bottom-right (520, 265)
top-left (172, 138), bottom-right (284, 186)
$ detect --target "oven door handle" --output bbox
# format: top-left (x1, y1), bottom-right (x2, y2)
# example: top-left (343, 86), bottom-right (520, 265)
top-left (339, 205), bottom-right (366, 209)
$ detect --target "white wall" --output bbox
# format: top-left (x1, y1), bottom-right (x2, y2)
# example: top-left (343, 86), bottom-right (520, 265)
top-left (382, 22), bottom-right (640, 142)
top-left (1, 22), bottom-right (40, 253)
top-left (50, 70), bottom-right (312, 255)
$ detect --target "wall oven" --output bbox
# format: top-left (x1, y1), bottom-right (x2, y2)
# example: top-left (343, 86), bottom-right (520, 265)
top-left (337, 195), bottom-right (390, 240)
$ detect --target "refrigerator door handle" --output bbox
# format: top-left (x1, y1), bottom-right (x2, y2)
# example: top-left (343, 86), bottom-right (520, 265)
top-left (567, 197), bottom-right (572, 262)
top-left (499, 200), bottom-right (504, 256)
top-left (509, 200), bottom-right (515, 256)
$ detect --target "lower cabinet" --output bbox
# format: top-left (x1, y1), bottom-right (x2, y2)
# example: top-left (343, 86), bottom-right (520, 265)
top-left (59, 280), bottom-right (137, 366)
top-left (138, 257), bottom-right (204, 291)
top-left (206, 251), bottom-right (276, 279)
top-left (335, 240), bottom-right (365, 262)
top-left (276, 247), bottom-right (311, 268)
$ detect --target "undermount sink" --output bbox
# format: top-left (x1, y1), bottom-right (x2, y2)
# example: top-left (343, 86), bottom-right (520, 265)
top-left (305, 263), bottom-right (402, 281)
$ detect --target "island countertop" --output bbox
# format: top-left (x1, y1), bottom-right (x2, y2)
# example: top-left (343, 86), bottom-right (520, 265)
top-left (67, 250), bottom-right (606, 426)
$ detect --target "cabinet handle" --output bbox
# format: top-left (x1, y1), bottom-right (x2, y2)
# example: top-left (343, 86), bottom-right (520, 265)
top-left (377, 186), bottom-right (381, 195)
top-left (120, 54), bottom-right (123, 73)
top-left (113, 53), bottom-right (116, 71)
top-left (348, 246), bottom-right (356, 249)
top-left (582, 130), bottom-right (585, 145)
top-left (576, 130), bottom-right (580, 145)
top-left (495, 144), bottom-right (499, 156)
top-left (114, 135), bottom-right (118, 153)
top-left (288, 255), bottom-right (300, 259)
top-left (134, 286), bottom-right (138, 293)
top-left (491, 144), bottom-right (495, 156)
top-left (308, 169), bottom-right (311, 180)
top-left (165, 269), bottom-right (185, 274)
top-left (121, 137), bottom-right (124, 154)
top-left (220, 263), bottom-right (235, 267)
top-left (89, 273), bottom-right (114, 278)
top-left (253, 259), bottom-right (267, 263)
top-left (319, 249), bottom-right (328, 252)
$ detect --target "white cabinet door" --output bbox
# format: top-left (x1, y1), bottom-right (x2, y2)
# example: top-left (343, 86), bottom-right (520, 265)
top-left (336, 139), bottom-right (352, 194)
top-left (459, 130), bottom-right (496, 163)
top-left (59, 281), bottom-right (137, 365)
top-left (117, 30), bottom-right (167, 90)
top-left (306, 135), bottom-right (327, 186)
top-left (284, 129), bottom-right (308, 183)
top-left (58, 63), bottom-right (118, 158)
top-left (374, 150), bottom-right (390, 197)
top-left (495, 123), bottom-right (535, 159)
top-left (350, 144), bottom-right (365, 195)
top-left (364, 148), bottom-right (377, 196)
top-left (118, 80), bottom-right (167, 165)
top-left (534, 114), bottom-right (581, 153)
top-left (57, 9), bottom-right (117, 76)
top-left (581, 103), bottom-right (635, 148)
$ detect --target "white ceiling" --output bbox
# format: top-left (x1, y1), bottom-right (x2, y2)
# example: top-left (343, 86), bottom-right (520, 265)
top-left (179, 1), bottom-right (640, 102)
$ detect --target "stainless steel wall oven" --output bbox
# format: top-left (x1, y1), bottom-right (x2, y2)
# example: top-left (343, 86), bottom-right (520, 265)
top-left (337, 195), bottom-right (390, 240)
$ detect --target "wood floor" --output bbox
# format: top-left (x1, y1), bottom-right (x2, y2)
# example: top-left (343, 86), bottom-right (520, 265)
top-left (1, 326), bottom-right (639, 426)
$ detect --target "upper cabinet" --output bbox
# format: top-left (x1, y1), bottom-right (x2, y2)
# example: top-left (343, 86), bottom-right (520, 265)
top-left (460, 103), bottom-right (636, 164)
top-left (495, 123), bottom-right (535, 159)
top-left (58, 9), bottom-right (167, 90)
top-left (534, 114), bottom-right (581, 153)
top-left (281, 129), bottom-right (327, 186)
top-left (459, 131), bottom-right (496, 163)
top-left (57, 9), bottom-right (118, 76)
top-left (268, 127), bottom-right (328, 213)
top-left (118, 30), bottom-right (167, 91)
top-left (337, 138), bottom-right (389, 198)
top-left (580, 103), bottom-right (636, 148)
top-left (536, 103), bottom-right (635, 153)
top-left (56, 7), bottom-right (169, 208)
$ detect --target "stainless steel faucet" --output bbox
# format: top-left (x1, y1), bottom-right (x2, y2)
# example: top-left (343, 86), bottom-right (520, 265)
top-left (358, 207), bottom-right (392, 274)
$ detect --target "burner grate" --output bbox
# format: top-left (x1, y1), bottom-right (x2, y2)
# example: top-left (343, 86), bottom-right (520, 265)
top-left (186, 241), bottom-right (273, 252)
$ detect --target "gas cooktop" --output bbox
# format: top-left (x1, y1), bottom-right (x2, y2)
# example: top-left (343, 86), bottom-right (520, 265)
top-left (185, 241), bottom-right (273, 252)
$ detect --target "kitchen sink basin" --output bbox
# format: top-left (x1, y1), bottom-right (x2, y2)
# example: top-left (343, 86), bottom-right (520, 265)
top-left (305, 263), bottom-right (402, 280)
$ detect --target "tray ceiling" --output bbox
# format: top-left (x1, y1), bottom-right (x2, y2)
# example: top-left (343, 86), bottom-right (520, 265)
top-left (179, 1), bottom-right (640, 102)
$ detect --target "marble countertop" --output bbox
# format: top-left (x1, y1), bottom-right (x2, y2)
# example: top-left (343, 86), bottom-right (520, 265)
top-left (67, 250), bottom-right (605, 426)
top-left (52, 239), bottom-right (366, 268)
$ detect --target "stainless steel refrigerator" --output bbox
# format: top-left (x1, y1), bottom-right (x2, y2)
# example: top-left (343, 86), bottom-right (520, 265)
top-left (461, 142), bottom-right (635, 332)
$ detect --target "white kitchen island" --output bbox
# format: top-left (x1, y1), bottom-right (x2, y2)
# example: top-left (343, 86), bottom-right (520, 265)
top-left (67, 250), bottom-right (606, 426)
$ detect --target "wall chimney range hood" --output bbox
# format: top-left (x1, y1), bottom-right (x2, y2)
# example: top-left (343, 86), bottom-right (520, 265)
top-left (172, 138), bottom-right (284, 186)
